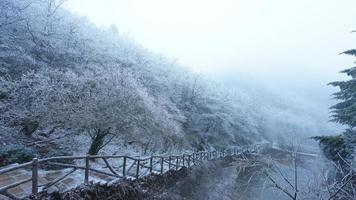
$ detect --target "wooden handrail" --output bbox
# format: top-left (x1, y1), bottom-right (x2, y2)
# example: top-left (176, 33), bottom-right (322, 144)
top-left (0, 143), bottom-right (271, 199)
top-left (0, 161), bottom-right (33, 175)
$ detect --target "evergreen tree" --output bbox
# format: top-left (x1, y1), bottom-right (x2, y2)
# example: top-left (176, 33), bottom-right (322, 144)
top-left (314, 48), bottom-right (356, 166)
top-left (329, 49), bottom-right (356, 127)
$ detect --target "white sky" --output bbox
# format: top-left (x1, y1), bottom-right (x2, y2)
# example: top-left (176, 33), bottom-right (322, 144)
top-left (65, 0), bottom-right (356, 105)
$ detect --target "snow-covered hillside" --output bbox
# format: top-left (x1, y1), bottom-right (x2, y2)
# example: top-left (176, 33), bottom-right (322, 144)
top-left (0, 0), bottom-right (338, 158)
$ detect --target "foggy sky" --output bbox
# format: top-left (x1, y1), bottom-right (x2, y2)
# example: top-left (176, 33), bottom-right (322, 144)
top-left (65, 0), bottom-right (356, 108)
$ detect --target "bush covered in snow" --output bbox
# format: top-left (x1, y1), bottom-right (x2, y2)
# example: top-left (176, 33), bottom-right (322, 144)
top-left (0, 145), bottom-right (35, 166)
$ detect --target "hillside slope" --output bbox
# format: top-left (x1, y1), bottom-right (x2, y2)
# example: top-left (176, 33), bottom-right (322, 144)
top-left (0, 0), bottom-right (337, 159)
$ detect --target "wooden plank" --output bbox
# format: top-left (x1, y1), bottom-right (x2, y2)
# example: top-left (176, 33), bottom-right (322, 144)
top-left (125, 156), bottom-right (150, 161)
top-left (47, 162), bottom-right (122, 178)
top-left (42, 168), bottom-right (76, 190)
top-left (0, 161), bottom-right (33, 175)
top-left (102, 157), bottom-right (118, 176)
top-left (87, 155), bottom-right (125, 159)
top-left (39, 155), bottom-right (86, 162)
top-left (47, 162), bottom-right (84, 169)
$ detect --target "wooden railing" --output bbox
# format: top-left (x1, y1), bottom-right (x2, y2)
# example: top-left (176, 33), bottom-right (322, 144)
top-left (0, 143), bottom-right (270, 199)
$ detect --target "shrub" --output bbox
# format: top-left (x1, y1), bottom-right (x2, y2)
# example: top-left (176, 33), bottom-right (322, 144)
top-left (0, 145), bottom-right (35, 167)
top-left (312, 135), bottom-right (347, 163)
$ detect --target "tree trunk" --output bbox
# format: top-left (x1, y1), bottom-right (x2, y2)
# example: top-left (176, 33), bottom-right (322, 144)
top-left (87, 131), bottom-right (106, 155)
top-left (21, 120), bottom-right (39, 136)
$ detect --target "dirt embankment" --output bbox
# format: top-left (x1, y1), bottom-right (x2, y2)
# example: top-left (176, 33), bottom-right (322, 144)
top-left (28, 167), bottom-right (189, 200)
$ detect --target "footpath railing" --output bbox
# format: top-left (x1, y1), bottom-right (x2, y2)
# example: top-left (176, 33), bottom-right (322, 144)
top-left (0, 143), bottom-right (270, 199)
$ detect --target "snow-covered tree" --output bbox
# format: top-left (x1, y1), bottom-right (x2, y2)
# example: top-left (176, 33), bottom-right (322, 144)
top-left (1, 67), bottom-right (181, 154)
top-left (1, 0), bottom-right (309, 155)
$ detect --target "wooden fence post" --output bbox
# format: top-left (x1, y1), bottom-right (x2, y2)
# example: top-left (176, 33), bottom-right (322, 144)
top-left (160, 157), bottom-right (164, 174)
top-left (136, 160), bottom-right (140, 179)
top-left (84, 154), bottom-right (89, 184)
top-left (168, 156), bottom-right (171, 169)
top-left (122, 156), bottom-right (126, 178)
top-left (187, 155), bottom-right (190, 167)
top-left (149, 157), bottom-right (153, 173)
top-left (182, 154), bottom-right (185, 167)
top-left (176, 157), bottom-right (179, 170)
top-left (31, 158), bottom-right (38, 196)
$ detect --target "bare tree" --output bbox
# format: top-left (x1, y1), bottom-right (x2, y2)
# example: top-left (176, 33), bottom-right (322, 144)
top-left (263, 146), bottom-right (355, 200)
top-left (0, 0), bottom-right (32, 28)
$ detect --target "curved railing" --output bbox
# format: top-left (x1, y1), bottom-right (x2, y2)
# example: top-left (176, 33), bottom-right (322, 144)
top-left (0, 143), bottom-right (271, 199)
